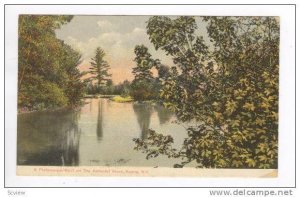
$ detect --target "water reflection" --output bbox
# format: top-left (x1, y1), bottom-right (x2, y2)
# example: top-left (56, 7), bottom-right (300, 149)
top-left (17, 109), bottom-right (80, 166)
top-left (61, 113), bottom-right (80, 166)
top-left (154, 105), bottom-right (173, 125)
top-left (132, 104), bottom-right (153, 140)
top-left (96, 99), bottom-right (103, 141)
top-left (18, 98), bottom-right (187, 167)
top-left (133, 104), bottom-right (174, 139)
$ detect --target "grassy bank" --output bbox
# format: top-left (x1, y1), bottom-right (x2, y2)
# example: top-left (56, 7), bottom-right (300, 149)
top-left (85, 94), bottom-right (156, 104)
top-left (110, 95), bottom-right (134, 103)
top-left (84, 94), bottom-right (118, 98)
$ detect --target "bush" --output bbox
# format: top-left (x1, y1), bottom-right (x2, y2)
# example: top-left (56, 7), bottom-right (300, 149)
top-left (18, 75), bottom-right (68, 110)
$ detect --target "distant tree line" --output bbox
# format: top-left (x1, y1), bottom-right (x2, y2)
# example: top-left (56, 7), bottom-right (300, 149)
top-left (85, 45), bottom-right (170, 100)
top-left (86, 79), bottom-right (131, 96)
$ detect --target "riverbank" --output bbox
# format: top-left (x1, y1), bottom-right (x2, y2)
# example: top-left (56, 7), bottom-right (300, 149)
top-left (85, 94), bottom-right (160, 104)
top-left (110, 95), bottom-right (133, 103)
top-left (84, 94), bottom-right (117, 99)
top-left (18, 106), bottom-right (81, 115)
top-left (109, 95), bottom-right (158, 105)
top-left (18, 95), bottom-right (154, 114)
top-left (18, 102), bottom-right (84, 115)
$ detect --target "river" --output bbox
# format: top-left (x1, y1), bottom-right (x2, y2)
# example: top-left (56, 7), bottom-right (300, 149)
top-left (17, 98), bottom-right (189, 167)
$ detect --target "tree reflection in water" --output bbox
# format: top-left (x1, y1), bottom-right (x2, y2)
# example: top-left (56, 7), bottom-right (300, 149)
top-left (133, 103), bottom-right (174, 139)
top-left (96, 99), bottom-right (103, 141)
top-left (17, 109), bottom-right (81, 166)
top-left (61, 113), bottom-right (81, 166)
top-left (132, 104), bottom-right (153, 140)
top-left (154, 104), bottom-right (173, 125)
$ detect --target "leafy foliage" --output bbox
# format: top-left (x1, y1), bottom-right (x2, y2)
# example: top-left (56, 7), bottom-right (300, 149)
top-left (131, 45), bottom-right (160, 101)
top-left (18, 15), bottom-right (85, 110)
top-left (134, 16), bottom-right (279, 169)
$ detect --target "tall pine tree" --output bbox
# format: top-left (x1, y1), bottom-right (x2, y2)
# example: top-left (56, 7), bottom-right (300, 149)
top-left (89, 47), bottom-right (111, 90)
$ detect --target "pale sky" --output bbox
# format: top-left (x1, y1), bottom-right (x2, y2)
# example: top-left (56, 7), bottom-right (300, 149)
top-left (55, 16), bottom-right (208, 84)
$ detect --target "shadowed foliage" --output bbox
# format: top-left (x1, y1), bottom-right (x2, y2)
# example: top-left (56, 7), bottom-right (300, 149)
top-left (134, 16), bottom-right (279, 169)
top-left (18, 15), bottom-right (86, 110)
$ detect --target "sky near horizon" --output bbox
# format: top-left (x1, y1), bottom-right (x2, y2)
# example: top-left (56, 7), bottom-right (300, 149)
top-left (55, 16), bottom-right (208, 84)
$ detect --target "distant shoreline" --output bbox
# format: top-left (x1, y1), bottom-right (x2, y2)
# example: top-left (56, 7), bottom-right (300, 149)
top-left (17, 105), bottom-right (81, 115)
top-left (18, 95), bottom-right (163, 114)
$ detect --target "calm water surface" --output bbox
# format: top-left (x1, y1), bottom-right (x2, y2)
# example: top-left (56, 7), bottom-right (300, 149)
top-left (17, 98), bottom-right (189, 167)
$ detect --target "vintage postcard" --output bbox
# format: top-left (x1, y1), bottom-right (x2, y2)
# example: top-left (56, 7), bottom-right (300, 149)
top-left (15, 14), bottom-right (280, 178)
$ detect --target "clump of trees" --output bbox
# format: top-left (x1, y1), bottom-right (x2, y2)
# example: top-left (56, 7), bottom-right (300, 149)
top-left (130, 45), bottom-right (171, 101)
top-left (134, 16), bottom-right (279, 169)
top-left (114, 80), bottom-right (131, 96)
top-left (18, 15), bottom-right (86, 111)
top-left (85, 45), bottom-right (167, 99)
top-left (130, 45), bottom-right (160, 101)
